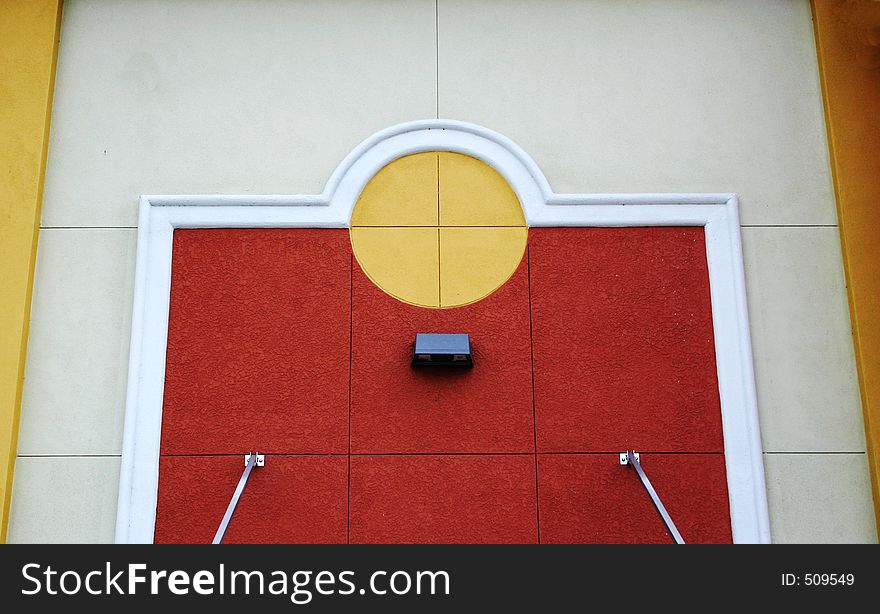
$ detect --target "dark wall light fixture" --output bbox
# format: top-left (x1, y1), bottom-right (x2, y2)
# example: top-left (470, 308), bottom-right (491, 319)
top-left (411, 333), bottom-right (473, 368)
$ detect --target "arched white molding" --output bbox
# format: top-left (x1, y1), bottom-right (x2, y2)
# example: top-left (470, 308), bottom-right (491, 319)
top-left (117, 119), bottom-right (770, 544)
top-left (144, 119), bottom-right (735, 226)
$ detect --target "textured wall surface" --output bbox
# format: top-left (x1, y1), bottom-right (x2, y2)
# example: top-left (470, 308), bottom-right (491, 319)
top-left (162, 229), bottom-right (351, 455)
top-left (350, 455), bottom-right (537, 544)
top-left (351, 257), bottom-right (533, 454)
top-left (530, 228), bottom-right (723, 453)
top-left (539, 454), bottom-right (732, 544)
top-left (156, 455), bottom-right (348, 544)
top-left (9, 0), bottom-right (875, 544)
top-left (154, 227), bottom-right (730, 543)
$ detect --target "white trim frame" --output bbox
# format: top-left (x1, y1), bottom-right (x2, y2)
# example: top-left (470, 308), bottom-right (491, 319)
top-left (115, 119), bottom-right (770, 544)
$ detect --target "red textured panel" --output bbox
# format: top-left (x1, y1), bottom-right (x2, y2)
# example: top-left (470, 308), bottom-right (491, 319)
top-left (161, 229), bottom-right (350, 455)
top-left (350, 255), bottom-right (533, 453)
top-left (530, 228), bottom-right (723, 452)
top-left (350, 455), bottom-right (537, 543)
top-left (154, 455), bottom-right (347, 544)
top-left (538, 454), bottom-right (732, 544)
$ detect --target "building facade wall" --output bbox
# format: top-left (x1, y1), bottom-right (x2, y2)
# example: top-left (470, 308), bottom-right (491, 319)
top-left (7, 0), bottom-right (877, 543)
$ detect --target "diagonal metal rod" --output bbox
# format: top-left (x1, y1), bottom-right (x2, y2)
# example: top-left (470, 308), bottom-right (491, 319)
top-left (212, 453), bottom-right (258, 544)
top-left (625, 451), bottom-right (685, 544)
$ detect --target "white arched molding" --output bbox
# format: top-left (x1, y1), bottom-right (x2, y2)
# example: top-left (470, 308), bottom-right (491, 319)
top-left (116, 119), bottom-right (770, 544)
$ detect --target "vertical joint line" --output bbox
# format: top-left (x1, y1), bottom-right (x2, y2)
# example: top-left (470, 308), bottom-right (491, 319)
top-left (527, 243), bottom-right (540, 543)
top-left (435, 0), bottom-right (439, 119)
top-left (437, 228), bottom-right (442, 308)
top-left (348, 253), bottom-right (353, 544)
top-left (437, 154), bottom-right (441, 307)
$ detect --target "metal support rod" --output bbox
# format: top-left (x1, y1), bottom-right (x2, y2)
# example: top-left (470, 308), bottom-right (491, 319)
top-left (621, 450), bottom-right (685, 544)
top-left (212, 453), bottom-right (263, 544)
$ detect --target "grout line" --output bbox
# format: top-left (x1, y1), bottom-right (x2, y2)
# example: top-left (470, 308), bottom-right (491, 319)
top-left (42, 451), bottom-right (861, 460)
top-left (343, 451), bottom-right (734, 456)
top-left (437, 154), bottom-right (442, 306)
top-left (352, 225), bottom-right (526, 228)
top-left (436, 153), bottom-right (440, 225)
top-left (36, 224), bottom-right (838, 231)
top-left (40, 225), bottom-right (838, 230)
top-left (763, 451), bottom-right (866, 455)
top-left (435, 0), bottom-right (439, 119)
top-left (348, 452), bottom-right (537, 457)
top-left (526, 243), bottom-right (541, 544)
top-left (17, 454), bottom-right (122, 458)
top-left (740, 224), bottom-right (837, 228)
top-left (157, 452), bottom-right (349, 458)
top-left (437, 228), bottom-right (442, 307)
top-left (348, 254), bottom-right (353, 545)
top-left (98, 450), bottom-right (804, 459)
top-left (41, 226), bottom-right (137, 230)
top-left (151, 451), bottom-right (746, 458)
top-left (532, 451), bottom-right (727, 456)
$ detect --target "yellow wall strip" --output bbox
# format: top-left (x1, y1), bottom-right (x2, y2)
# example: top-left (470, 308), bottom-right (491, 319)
top-left (812, 0), bottom-right (880, 531)
top-left (0, 0), bottom-right (63, 543)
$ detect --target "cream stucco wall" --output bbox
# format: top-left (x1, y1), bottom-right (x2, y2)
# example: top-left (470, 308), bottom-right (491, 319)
top-left (9, 0), bottom-right (876, 543)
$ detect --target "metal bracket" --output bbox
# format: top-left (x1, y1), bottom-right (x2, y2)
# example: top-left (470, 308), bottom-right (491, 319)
top-left (212, 452), bottom-right (265, 544)
top-left (619, 451), bottom-right (639, 465)
top-left (620, 450), bottom-right (685, 544)
top-left (245, 453), bottom-right (265, 467)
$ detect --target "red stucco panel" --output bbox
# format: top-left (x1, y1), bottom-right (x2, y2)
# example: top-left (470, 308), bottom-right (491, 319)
top-left (155, 455), bottom-right (348, 544)
top-left (350, 454), bottom-right (538, 543)
top-left (529, 227), bottom-right (724, 453)
top-left (161, 229), bottom-right (351, 455)
top-left (156, 227), bottom-right (730, 543)
top-left (538, 453), bottom-right (733, 543)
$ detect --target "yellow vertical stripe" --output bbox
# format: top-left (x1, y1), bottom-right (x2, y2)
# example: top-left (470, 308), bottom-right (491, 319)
top-left (812, 0), bottom-right (880, 532)
top-left (0, 0), bottom-right (63, 543)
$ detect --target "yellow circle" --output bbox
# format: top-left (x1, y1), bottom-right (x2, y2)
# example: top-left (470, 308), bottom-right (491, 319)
top-left (350, 152), bottom-right (527, 308)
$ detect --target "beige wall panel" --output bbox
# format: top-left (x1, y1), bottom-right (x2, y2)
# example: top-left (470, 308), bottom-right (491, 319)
top-left (742, 227), bottom-right (865, 453)
top-left (41, 0), bottom-right (437, 227)
top-left (764, 453), bottom-right (877, 543)
top-left (16, 229), bottom-right (135, 455)
top-left (438, 0), bottom-right (835, 226)
top-left (8, 456), bottom-right (120, 543)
